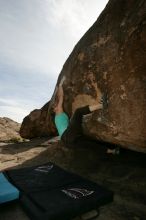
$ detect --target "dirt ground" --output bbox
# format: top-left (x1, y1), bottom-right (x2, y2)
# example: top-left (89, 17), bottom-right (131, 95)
top-left (0, 138), bottom-right (146, 220)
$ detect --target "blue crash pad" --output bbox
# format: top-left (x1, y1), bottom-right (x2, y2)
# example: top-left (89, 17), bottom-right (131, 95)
top-left (0, 173), bottom-right (19, 204)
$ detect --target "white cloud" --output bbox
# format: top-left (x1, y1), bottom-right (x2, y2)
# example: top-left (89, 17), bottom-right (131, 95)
top-left (0, 0), bottom-right (108, 75)
top-left (45, 0), bottom-right (108, 40)
top-left (0, 106), bottom-right (29, 123)
top-left (0, 0), bottom-right (63, 76)
top-left (0, 98), bottom-right (32, 122)
top-left (0, 0), bottom-right (109, 122)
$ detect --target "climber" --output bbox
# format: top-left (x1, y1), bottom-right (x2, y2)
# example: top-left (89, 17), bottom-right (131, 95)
top-left (53, 82), bottom-right (103, 148)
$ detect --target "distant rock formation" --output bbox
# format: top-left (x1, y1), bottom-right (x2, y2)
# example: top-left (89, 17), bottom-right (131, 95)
top-left (0, 117), bottom-right (21, 142)
top-left (20, 0), bottom-right (146, 153)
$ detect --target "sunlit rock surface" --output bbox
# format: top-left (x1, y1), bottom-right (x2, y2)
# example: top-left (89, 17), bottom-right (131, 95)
top-left (0, 117), bottom-right (21, 142)
top-left (20, 0), bottom-right (146, 152)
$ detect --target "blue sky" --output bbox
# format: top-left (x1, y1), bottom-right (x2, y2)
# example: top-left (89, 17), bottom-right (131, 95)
top-left (0, 0), bottom-right (108, 122)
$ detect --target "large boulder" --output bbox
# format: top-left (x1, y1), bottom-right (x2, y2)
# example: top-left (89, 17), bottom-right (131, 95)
top-left (20, 102), bottom-right (57, 138)
top-left (20, 0), bottom-right (146, 152)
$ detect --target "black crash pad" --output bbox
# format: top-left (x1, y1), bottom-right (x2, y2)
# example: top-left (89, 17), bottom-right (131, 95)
top-left (5, 162), bottom-right (113, 220)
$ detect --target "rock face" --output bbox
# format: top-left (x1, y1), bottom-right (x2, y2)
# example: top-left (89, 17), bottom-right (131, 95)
top-left (20, 0), bottom-right (146, 152)
top-left (20, 102), bottom-right (57, 139)
top-left (0, 117), bottom-right (21, 142)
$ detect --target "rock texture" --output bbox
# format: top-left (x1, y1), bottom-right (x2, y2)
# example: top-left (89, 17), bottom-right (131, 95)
top-left (20, 0), bottom-right (146, 152)
top-left (0, 117), bottom-right (21, 142)
top-left (20, 102), bottom-right (57, 139)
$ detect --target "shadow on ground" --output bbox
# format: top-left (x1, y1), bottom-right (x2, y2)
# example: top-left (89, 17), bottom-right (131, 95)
top-left (0, 139), bottom-right (146, 220)
top-left (0, 138), bottom-right (48, 155)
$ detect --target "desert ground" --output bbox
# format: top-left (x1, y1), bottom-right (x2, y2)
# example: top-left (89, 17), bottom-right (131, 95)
top-left (0, 138), bottom-right (146, 220)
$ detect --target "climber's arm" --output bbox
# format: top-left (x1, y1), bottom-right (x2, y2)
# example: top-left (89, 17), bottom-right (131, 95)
top-left (54, 85), bottom-right (64, 114)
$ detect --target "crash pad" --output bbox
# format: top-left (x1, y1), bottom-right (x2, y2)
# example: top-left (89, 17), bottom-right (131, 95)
top-left (5, 162), bottom-right (113, 220)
